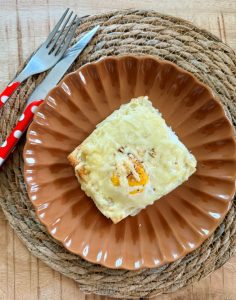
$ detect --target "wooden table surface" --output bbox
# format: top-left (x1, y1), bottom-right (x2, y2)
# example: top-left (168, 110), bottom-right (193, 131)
top-left (0, 0), bottom-right (236, 299)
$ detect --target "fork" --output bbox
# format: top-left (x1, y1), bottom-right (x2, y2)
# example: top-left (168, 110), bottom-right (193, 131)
top-left (0, 8), bottom-right (78, 109)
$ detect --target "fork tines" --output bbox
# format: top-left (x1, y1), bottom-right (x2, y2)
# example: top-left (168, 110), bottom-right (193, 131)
top-left (45, 8), bottom-right (78, 56)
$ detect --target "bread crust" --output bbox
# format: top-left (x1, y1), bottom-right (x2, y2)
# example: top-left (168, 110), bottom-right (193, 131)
top-left (67, 146), bottom-right (80, 167)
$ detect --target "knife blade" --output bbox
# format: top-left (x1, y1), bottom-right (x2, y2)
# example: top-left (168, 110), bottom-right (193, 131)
top-left (26, 25), bottom-right (99, 105)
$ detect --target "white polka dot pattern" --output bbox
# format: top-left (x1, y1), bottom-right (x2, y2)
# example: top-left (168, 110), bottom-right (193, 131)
top-left (14, 130), bottom-right (23, 139)
top-left (1, 95), bottom-right (9, 103)
top-left (0, 157), bottom-right (4, 166)
top-left (1, 141), bottom-right (7, 147)
top-left (19, 113), bottom-right (25, 121)
top-left (0, 81), bottom-right (21, 109)
top-left (0, 99), bottom-right (43, 167)
top-left (31, 106), bottom-right (38, 114)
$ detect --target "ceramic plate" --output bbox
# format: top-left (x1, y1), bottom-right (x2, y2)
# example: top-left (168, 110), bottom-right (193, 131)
top-left (24, 56), bottom-right (236, 270)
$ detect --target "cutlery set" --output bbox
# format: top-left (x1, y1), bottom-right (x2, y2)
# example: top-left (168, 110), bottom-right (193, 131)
top-left (0, 9), bottom-right (99, 166)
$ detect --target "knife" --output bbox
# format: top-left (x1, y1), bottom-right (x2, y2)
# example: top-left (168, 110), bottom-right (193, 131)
top-left (0, 25), bottom-right (100, 166)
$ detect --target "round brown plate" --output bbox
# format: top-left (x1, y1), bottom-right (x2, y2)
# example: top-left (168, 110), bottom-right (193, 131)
top-left (24, 56), bottom-right (236, 270)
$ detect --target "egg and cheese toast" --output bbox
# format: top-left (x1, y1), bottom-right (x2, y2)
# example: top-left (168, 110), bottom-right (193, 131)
top-left (68, 96), bottom-right (197, 224)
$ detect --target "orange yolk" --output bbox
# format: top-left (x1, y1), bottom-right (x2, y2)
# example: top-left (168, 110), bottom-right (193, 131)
top-left (111, 173), bottom-right (120, 186)
top-left (129, 188), bottom-right (144, 195)
top-left (111, 159), bottom-right (148, 194)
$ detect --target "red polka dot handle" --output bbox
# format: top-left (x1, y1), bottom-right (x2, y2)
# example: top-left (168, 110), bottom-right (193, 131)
top-left (0, 100), bottom-right (43, 166)
top-left (0, 82), bottom-right (21, 109)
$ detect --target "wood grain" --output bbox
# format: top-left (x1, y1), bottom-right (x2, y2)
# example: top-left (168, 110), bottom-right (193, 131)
top-left (0, 0), bottom-right (236, 299)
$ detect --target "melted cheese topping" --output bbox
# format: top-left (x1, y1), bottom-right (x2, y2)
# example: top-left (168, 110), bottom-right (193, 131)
top-left (111, 156), bottom-right (149, 194)
top-left (71, 97), bottom-right (197, 223)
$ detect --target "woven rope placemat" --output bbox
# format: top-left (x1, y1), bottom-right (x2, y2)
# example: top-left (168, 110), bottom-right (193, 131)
top-left (0, 9), bottom-right (236, 298)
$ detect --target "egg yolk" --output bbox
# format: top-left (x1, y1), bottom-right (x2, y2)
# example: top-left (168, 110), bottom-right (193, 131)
top-left (111, 173), bottom-right (120, 186)
top-left (111, 158), bottom-right (148, 194)
top-left (129, 188), bottom-right (144, 195)
top-left (127, 161), bottom-right (149, 186)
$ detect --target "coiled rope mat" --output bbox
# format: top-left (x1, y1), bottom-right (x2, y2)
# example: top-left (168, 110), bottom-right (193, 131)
top-left (0, 9), bottom-right (236, 298)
